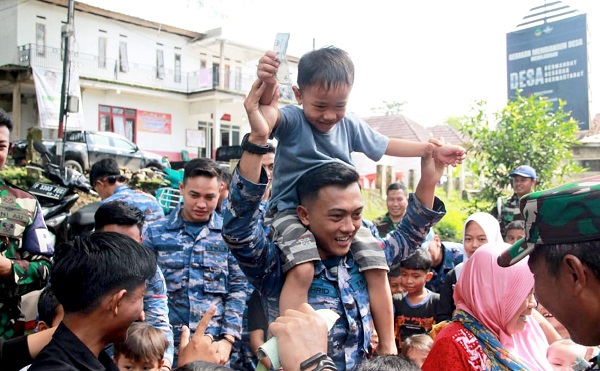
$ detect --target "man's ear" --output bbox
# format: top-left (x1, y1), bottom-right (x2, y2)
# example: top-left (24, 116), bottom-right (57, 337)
top-left (108, 289), bottom-right (128, 316)
top-left (562, 254), bottom-right (588, 295)
top-left (293, 86), bottom-right (302, 105)
top-left (297, 205), bottom-right (309, 227)
top-left (179, 181), bottom-right (184, 194)
top-left (37, 321), bottom-right (49, 332)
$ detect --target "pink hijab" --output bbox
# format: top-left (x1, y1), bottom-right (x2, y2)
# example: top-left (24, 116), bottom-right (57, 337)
top-left (454, 242), bottom-right (552, 371)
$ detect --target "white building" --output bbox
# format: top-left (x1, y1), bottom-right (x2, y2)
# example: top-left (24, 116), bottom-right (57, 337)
top-left (0, 0), bottom-right (298, 161)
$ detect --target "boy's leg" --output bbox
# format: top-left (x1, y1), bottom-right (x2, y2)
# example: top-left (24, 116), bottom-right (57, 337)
top-left (271, 211), bottom-right (320, 313)
top-left (351, 226), bottom-right (397, 355)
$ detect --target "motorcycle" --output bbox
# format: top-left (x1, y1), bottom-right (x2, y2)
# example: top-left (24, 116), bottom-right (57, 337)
top-left (27, 141), bottom-right (96, 246)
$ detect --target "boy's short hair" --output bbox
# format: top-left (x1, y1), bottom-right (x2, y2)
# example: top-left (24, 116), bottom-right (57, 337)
top-left (0, 108), bottom-right (13, 131)
top-left (505, 220), bottom-right (525, 232)
top-left (358, 354), bottom-right (419, 371)
top-left (89, 158), bottom-right (121, 185)
top-left (296, 162), bottom-right (358, 206)
top-left (114, 322), bottom-right (169, 365)
top-left (297, 46), bottom-right (354, 91)
top-left (388, 266), bottom-right (401, 278)
top-left (400, 250), bottom-right (433, 272)
top-left (175, 361), bottom-right (233, 371)
top-left (94, 201), bottom-right (144, 233)
top-left (401, 334), bottom-right (433, 356)
top-left (38, 285), bottom-right (60, 326)
top-left (183, 158), bottom-right (220, 183)
top-left (51, 232), bottom-right (156, 314)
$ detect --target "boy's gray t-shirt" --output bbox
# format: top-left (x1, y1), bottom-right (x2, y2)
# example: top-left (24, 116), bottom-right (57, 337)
top-left (269, 105), bottom-right (389, 213)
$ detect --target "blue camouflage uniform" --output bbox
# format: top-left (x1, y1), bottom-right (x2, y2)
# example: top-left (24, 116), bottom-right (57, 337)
top-left (425, 242), bottom-right (464, 293)
top-left (103, 184), bottom-right (165, 222)
top-left (143, 204), bottom-right (248, 365)
top-left (222, 168), bottom-right (445, 370)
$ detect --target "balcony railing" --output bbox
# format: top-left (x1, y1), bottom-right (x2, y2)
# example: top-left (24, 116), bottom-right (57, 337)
top-left (16, 44), bottom-right (295, 100)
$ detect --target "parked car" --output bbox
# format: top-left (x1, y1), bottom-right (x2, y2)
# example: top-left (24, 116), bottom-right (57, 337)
top-left (12, 130), bottom-right (168, 173)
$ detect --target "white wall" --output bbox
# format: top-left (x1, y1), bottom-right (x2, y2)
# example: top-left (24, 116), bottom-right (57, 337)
top-left (0, 0), bottom-right (18, 66)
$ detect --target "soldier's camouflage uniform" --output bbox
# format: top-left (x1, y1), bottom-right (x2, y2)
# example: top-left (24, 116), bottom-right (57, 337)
top-left (103, 184), bottom-right (165, 222)
top-left (491, 194), bottom-right (522, 237)
top-left (222, 169), bottom-right (445, 370)
top-left (371, 213), bottom-right (398, 238)
top-left (0, 180), bottom-right (53, 340)
top-left (143, 204), bottom-right (247, 365)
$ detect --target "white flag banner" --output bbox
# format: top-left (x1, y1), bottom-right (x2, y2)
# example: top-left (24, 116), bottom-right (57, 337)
top-left (32, 66), bottom-right (84, 129)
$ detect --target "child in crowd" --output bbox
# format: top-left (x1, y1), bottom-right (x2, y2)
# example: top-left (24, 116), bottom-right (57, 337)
top-left (113, 322), bottom-right (169, 371)
top-left (36, 285), bottom-right (64, 332)
top-left (255, 45), bottom-right (465, 355)
top-left (394, 250), bottom-right (441, 348)
top-left (547, 339), bottom-right (593, 371)
top-left (388, 266), bottom-right (406, 297)
top-left (504, 220), bottom-right (526, 245)
top-left (402, 334), bottom-right (433, 368)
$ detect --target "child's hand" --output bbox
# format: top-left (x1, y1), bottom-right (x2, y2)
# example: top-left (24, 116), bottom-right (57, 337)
top-left (257, 51), bottom-right (279, 85)
top-left (431, 138), bottom-right (466, 166)
top-left (244, 79), bottom-right (279, 138)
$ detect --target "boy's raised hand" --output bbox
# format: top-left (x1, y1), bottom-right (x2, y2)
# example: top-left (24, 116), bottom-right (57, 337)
top-left (430, 138), bottom-right (466, 167)
top-left (257, 51), bottom-right (279, 85)
top-left (244, 79), bottom-right (279, 139)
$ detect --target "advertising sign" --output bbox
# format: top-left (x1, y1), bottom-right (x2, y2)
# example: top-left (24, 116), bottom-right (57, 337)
top-left (32, 66), bottom-right (84, 129)
top-left (137, 110), bottom-right (172, 134)
top-left (507, 14), bottom-right (589, 129)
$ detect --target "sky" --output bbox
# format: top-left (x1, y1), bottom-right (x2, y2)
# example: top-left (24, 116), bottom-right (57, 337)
top-left (81, 0), bottom-right (599, 127)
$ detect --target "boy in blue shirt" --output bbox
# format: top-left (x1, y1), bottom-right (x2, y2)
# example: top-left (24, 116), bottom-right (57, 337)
top-left (253, 46), bottom-right (465, 354)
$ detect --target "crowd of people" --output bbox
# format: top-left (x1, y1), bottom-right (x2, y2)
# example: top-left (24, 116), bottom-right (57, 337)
top-left (0, 42), bottom-right (599, 371)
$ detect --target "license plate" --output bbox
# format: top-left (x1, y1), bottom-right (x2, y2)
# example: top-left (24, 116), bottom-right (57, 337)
top-left (30, 182), bottom-right (69, 200)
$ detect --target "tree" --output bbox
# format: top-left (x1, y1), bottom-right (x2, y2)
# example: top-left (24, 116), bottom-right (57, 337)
top-left (458, 91), bottom-right (584, 211)
top-left (370, 100), bottom-right (406, 115)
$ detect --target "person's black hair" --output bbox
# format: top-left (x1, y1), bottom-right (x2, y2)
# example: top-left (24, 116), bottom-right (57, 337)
top-left (51, 231), bottom-right (156, 314)
top-left (38, 285), bottom-right (60, 325)
top-left (183, 158), bottom-right (220, 184)
top-left (297, 162), bottom-right (359, 206)
top-left (90, 158), bottom-right (122, 185)
top-left (218, 166), bottom-right (232, 186)
top-left (297, 46), bottom-right (354, 91)
top-left (174, 360), bottom-right (233, 371)
top-left (95, 201), bottom-right (144, 233)
top-left (388, 266), bottom-right (401, 278)
top-left (506, 220), bottom-right (525, 232)
top-left (529, 240), bottom-right (600, 280)
top-left (358, 354), bottom-right (420, 371)
top-left (387, 182), bottom-right (408, 195)
top-left (400, 249), bottom-right (433, 272)
top-left (0, 108), bottom-right (13, 132)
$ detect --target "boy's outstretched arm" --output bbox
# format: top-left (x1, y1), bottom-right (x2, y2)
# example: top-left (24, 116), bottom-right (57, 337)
top-left (257, 51), bottom-right (280, 106)
top-left (385, 138), bottom-right (434, 159)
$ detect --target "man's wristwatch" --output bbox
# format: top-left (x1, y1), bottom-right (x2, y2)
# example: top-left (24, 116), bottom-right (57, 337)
top-left (241, 133), bottom-right (271, 155)
top-left (300, 352), bottom-right (337, 370)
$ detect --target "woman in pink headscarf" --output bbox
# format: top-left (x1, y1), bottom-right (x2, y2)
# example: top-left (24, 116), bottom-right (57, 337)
top-left (422, 242), bottom-right (552, 371)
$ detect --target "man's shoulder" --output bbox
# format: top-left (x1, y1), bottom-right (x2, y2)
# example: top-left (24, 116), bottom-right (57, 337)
top-left (372, 214), bottom-right (390, 225)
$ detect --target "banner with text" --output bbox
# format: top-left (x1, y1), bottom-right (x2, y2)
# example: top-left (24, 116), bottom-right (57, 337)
top-left (32, 66), bottom-right (84, 129)
top-left (506, 14), bottom-right (589, 130)
top-left (136, 110), bottom-right (172, 134)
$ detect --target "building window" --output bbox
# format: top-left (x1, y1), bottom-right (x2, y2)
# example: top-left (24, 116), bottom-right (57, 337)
top-left (98, 105), bottom-right (137, 142)
top-left (36, 23), bottom-right (45, 57)
top-left (224, 64), bottom-right (231, 89)
top-left (174, 53), bottom-right (181, 83)
top-left (197, 121), bottom-right (213, 158)
top-left (220, 124), bottom-right (240, 147)
top-left (235, 66), bottom-right (242, 91)
top-left (119, 41), bottom-right (129, 72)
top-left (98, 37), bottom-right (107, 68)
top-left (156, 49), bottom-right (165, 79)
top-left (212, 63), bottom-right (219, 87)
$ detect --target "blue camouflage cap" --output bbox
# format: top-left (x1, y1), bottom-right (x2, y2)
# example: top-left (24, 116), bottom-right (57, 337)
top-left (498, 175), bottom-right (600, 267)
top-left (509, 165), bottom-right (536, 180)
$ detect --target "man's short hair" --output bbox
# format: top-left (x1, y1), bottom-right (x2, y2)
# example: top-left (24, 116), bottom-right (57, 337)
top-left (217, 166), bottom-right (232, 186)
top-left (38, 285), bottom-right (60, 326)
top-left (387, 182), bottom-right (407, 195)
top-left (296, 162), bottom-right (359, 206)
top-left (183, 158), bottom-right (220, 183)
top-left (401, 334), bottom-right (433, 357)
top-left (400, 250), bottom-right (433, 272)
top-left (114, 322), bottom-right (169, 365)
top-left (175, 361), bottom-right (233, 371)
top-left (529, 240), bottom-right (600, 281)
top-left (95, 201), bottom-right (144, 233)
top-left (90, 158), bottom-right (121, 185)
top-left (0, 108), bottom-right (13, 132)
top-left (297, 46), bottom-right (354, 91)
top-left (358, 354), bottom-right (420, 371)
top-left (51, 232), bottom-right (156, 314)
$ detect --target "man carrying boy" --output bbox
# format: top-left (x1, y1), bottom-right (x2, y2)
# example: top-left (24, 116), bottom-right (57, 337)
top-left (143, 159), bottom-right (247, 366)
top-left (492, 165), bottom-right (536, 236)
top-left (373, 183), bottom-right (409, 237)
top-left (0, 109), bottom-right (53, 340)
top-left (95, 200), bottom-right (174, 370)
top-left (29, 232), bottom-right (157, 370)
top-left (255, 46), bottom-right (464, 355)
top-left (393, 250), bottom-right (441, 347)
top-left (498, 175), bottom-right (600, 347)
top-left (222, 78), bottom-right (447, 370)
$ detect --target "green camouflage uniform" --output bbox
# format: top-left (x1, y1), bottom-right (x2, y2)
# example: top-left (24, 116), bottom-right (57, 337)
top-left (491, 194), bottom-right (523, 237)
top-left (0, 179), bottom-right (53, 339)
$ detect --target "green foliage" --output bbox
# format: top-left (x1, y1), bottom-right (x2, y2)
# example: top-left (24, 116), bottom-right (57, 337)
top-left (1, 166), bottom-right (42, 189)
top-left (362, 189), bottom-right (387, 221)
top-left (370, 100), bottom-right (407, 116)
top-left (458, 91), bottom-right (584, 208)
top-left (434, 196), bottom-right (470, 242)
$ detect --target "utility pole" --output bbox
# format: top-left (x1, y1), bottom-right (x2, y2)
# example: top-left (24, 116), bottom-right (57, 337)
top-left (57, 0), bottom-right (74, 167)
